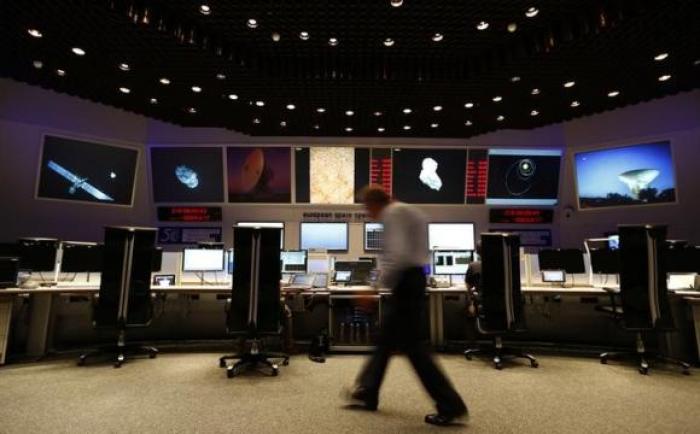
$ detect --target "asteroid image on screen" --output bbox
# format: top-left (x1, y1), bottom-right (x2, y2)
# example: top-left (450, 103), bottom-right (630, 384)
top-left (150, 147), bottom-right (224, 203)
top-left (486, 149), bottom-right (562, 206)
top-left (37, 135), bottom-right (139, 206)
top-left (392, 149), bottom-right (467, 204)
top-left (310, 147), bottom-right (355, 204)
top-left (227, 147), bottom-right (291, 203)
top-left (575, 141), bottom-right (676, 209)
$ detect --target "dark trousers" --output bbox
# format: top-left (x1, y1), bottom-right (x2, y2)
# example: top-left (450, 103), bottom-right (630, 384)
top-left (357, 267), bottom-right (466, 415)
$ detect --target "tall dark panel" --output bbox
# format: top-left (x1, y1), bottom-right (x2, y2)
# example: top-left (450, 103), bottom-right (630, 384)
top-left (294, 148), bottom-right (310, 203)
top-left (480, 233), bottom-right (524, 332)
top-left (354, 148), bottom-right (370, 203)
top-left (466, 149), bottom-right (488, 204)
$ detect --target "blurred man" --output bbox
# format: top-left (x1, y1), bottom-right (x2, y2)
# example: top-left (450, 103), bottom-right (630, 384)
top-left (346, 186), bottom-right (467, 426)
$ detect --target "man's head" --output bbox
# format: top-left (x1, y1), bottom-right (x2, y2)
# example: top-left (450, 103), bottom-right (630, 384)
top-left (361, 185), bottom-right (391, 220)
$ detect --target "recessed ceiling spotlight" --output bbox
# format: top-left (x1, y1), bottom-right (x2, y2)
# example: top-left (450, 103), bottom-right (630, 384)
top-left (531, 88), bottom-right (541, 95)
top-left (464, 102), bottom-right (474, 108)
top-left (299, 31), bottom-right (310, 41)
top-left (492, 96), bottom-right (503, 102)
top-left (658, 74), bottom-right (672, 82)
top-left (118, 87), bottom-right (131, 94)
top-left (159, 77), bottom-right (171, 85)
top-left (149, 98), bottom-right (158, 104)
top-left (477, 21), bottom-right (489, 31)
top-left (187, 107), bottom-right (197, 114)
top-left (403, 108), bottom-right (412, 114)
top-left (377, 127), bottom-right (386, 132)
top-left (383, 38), bottom-right (395, 47)
top-left (432, 33), bottom-right (444, 42)
top-left (564, 81), bottom-right (576, 88)
top-left (607, 90), bottom-right (620, 98)
top-left (694, 59), bottom-right (700, 66)
top-left (191, 86), bottom-right (202, 93)
top-left (253, 118), bottom-right (261, 124)
top-left (654, 52), bottom-right (669, 61)
top-left (119, 63), bottom-right (130, 72)
top-left (247, 18), bottom-right (258, 29)
top-left (497, 115), bottom-right (505, 121)
top-left (271, 32), bottom-right (281, 42)
top-left (32, 60), bottom-right (43, 69)
top-left (507, 23), bottom-right (518, 33)
top-left (465, 120), bottom-right (473, 126)
top-left (345, 110), bottom-right (354, 116)
top-left (27, 28), bottom-right (43, 38)
top-left (328, 37), bottom-right (339, 46)
top-left (374, 111), bottom-right (383, 117)
top-left (316, 107), bottom-right (326, 113)
top-left (313, 124), bottom-right (320, 130)
top-left (403, 125), bottom-right (412, 131)
top-left (280, 121), bottom-right (287, 127)
top-left (255, 100), bottom-right (265, 107)
top-left (286, 104), bottom-right (296, 110)
top-left (345, 127), bottom-right (353, 132)
top-left (511, 76), bottom-right (521, 82)
top-left (71, 47), bottom-right (86, 56)
top-left (228, 94), bottom-right (239, 100)
top-left (530, 110), bottom-right (539, 116)
top-left (433, 105), bottom-right (443, 111)
top-left (390, 0), bottom-right (403, 7)
top-left (525, 7), bottom-right (539, 18)
top-left (431, 123), bottom-right (439, 128)
top-left (571, 100), bottom-right (581, 108)
top-left (56, 69), bottom-right (66, 77)
top-left (216, 73), bottom-right (226, 80)
top-left (199, 4), bottom-right (211, 15)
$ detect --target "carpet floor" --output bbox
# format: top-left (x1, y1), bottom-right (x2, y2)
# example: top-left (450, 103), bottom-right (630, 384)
top-left (0, 352), bottom-right (698, 433)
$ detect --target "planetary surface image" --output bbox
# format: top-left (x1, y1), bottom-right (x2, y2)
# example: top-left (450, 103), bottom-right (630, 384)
top-left (227, 147), bottom-right (291, 202)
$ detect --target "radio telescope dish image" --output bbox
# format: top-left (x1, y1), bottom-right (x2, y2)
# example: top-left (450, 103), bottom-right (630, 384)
top-left (419, 157), bottom-right (443, 191)
top-left (175, 165), bottom-right (199, 189)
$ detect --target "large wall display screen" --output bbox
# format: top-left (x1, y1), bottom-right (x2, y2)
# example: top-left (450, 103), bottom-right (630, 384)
top-left (392, 148), bottom-right (467, 204)
top-left (575, 141), bottom-right (676, 209)
top-left (150, 147), bottom-right (224, 203)
top-left (300, 222), bottom-right (349, 251)
top-left (36, 135), bottom-right (139, 206)
top-left (310, 147), bottom-right (355, 204)
top-left (227, 147), bottom-right (291, 203)
top-left (486, 149), bottom-right (562, 206)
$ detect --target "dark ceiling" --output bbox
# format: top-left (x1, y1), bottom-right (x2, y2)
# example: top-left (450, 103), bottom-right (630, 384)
top-left (1, 0), bottom-right (699, 138)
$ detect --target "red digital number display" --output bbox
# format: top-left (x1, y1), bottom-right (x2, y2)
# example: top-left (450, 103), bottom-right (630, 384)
top-left (157, 207), bottom-right (223, 223)
top-left (466, 149), bottom-right (488, 204)
top-left (489, 208), bottom-right (554, 224)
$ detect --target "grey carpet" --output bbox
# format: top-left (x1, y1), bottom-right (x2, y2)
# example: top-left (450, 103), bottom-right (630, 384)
top-left (0, 353), bottom-right (698, 433)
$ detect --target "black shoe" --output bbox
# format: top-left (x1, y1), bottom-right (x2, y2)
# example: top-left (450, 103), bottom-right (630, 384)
top-left (342, 386), bottom-right (378, 411)
top-left (425, 408), bottom-right (468, 426)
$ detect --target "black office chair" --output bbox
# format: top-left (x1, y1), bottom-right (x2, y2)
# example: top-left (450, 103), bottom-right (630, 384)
top-left (464, 233), bottom-right (538, 370)
top-left (597, 225), bottom-right (690, 375)
top-left (219, 227), bottom-right (289, 378)
top-left (78, 227), bottom-right (159, 368)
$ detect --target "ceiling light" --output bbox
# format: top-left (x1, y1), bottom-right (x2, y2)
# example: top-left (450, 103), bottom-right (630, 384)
top-left (71, 47), bottom-right (86, 56)
top-left (497, 115), bottom-right (505, 121)
top-left (345, 127), bottom-right (353, 132)
top-left (530, 110), bottom-right (539, 116)
top-left (403, 108), bottom-right (412, 114)
top-left (511, 76), bottom-right (521, 82)
top-left (199, 4), bottom-right (211, 15)
top-left (433, 105), bottom-right (443, 112)
top-left (313, 124), bottom-right (320, 130)
top-left (564, 81), bottom-right (576, 88)
top-left (286, 104), bottom-right (296, 110)
top-left (187, 107), bottom-right (197, 114)
top-left (465, 120), bottom-right (473, 126)
top-left (191, 86), bottom-right (202, 93)
top-left (383, 38), bottom-right (395, 47)
top-left (390, 0), bottom-right (403, 7)
top-left (253, 118), bottom-right (261, 124)
top-left (658, 74), bottom-right (672, 82)
top-left (464, 102), bottom-right (474, 108)
top-left (27, 28), bottom-right (43, 38)
top-left (272, 32), bottom-right (281, 42)
top-left (228, 94), bottom-right (239, 100)
top-left (507, 23), bottom-right (518, 33)
top-left (149, 98), bottom-right (158, 104)
top-left (216, 73), bottom-right (226, 80)
top-left (328, 37), bottom-right (339, 46)
top-left (531, 88), bottom-right (541, 95)
top-left (693, 59), bottom-right (700, 66)
top-left (492, 96), bottom-right (503, 102)
top-left (280, 121), bottom-right (287, 127)
top-left (118, 87), bottom-right (131, 94)
top-left (432, 33), bottom-right (444, 42)
top-left (247, 18), bottom-right (258, 29)
top-left (299, 31), bottom-right (310, 41)
top-left (431, 123), bottom-right (439, 128)
top-left (403, 125), bottom-right (412, 131)
top-left (56, 69), bottom-right (66, 77)
top-left (377, 127), bottom-right (385, 132)
top-left (654, 52), bottom-right (669, 61)
top-left (477, 21), bottom-right (489, 31)
top-left (607, 90), bottom-right (620, 98)
top-left (571, 100), bottom-right (581, 108)
top-left (525, 7), bottom-right (539, 18)
top-left (32, 60), bottom-right (43, 69)
top-left (159, 77), bottom-right (171, 85)
top-left (345, 110), bottom-right (354, 116)
top-left (119, 63), bottom-right (130, 71)
top-left (255, 100), bottom-right (265, 107)
top-left (374, 111), bottom-right (383, 117)
top-left (316, 107), bottom-right (326, 113)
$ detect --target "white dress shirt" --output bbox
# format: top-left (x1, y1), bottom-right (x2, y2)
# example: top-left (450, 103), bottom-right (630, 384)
top-left (379, 202), bottom-right (430, 288)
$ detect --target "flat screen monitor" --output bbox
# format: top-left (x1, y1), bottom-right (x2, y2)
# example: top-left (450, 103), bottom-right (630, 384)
top-left (538, 249), bottom-right (586, 274)
top-left (392, 148), bottom-right (467, 204)
top-left (281, 250), bottom-right (308, 273)
top-left (18, 238), bottom-right (59, 272)
top-left (364, 223), bottom-right (384, 251)
top-left (428, 223), bottom-right (475, 251)
top-left (36, 135), bottom-right (139, 206)
top-left (61, 242), bottom-right (103, 273)
top-left (334, 270), bottom-right (352, 283)
top-left (150, 147), bottom-right (224, 203)
top-left (300, 223), bottom-right (348, 252)
top-left (0, 257), bottom-right (20, 288)
top-left (574, 141), bottom-right (677, 209)
top-left (589, 248), bottom-right (620, 274)
top-left (486, 149), bottom-right (562, 206)
top-left (236, 222), bottom-right (284, 249)
top-left (182, 248), bottom-right (225, 272)
top-left (290, 274), bottom-right (315, 286)
top-left (307, 257), bottom-right (330, 274)
top-left (313, 274), bottom-right (329, 288)
top-left (433, 250), bottom-right (472, 275)
top-left (542, 270), bottom-right (566, 283)
top-left (227, 147), bottom-right (292, 203)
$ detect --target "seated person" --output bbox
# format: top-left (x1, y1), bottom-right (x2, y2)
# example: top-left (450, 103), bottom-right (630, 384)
top-left (464, 243), bottom-right (482, 316)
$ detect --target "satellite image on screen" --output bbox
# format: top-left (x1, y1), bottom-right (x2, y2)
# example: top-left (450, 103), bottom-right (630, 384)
top-left (575, 141), bottom-right (676, 209)
top-left (392, 149), bottom-right (467, 204)
top-left (37, 135), bottom-right (138, 206)
top-left (227, 147), bottom-right (291, 203)
top-left (150, 147), bottom-right (224, 203)
top-left (486, 149), bottom-right (562, 206)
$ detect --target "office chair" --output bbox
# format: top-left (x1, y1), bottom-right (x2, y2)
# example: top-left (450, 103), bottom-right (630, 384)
top-left (597, 225), bottom-right (690, 375)
top-left (464, 233), bottom-right (538, 370)
top-left (219, 227), bottom-right (289, 378)
top-left (78, 227), bottom-right (159, 368)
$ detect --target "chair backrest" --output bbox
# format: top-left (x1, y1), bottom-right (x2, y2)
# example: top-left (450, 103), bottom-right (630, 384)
top-left (96, 226), bottom-right (156, 327)
top-left (228, 227), bottom-right (282, 334)
top-left (618, 225), bottom-right (674, 331)
top-left (478, 233), bottom-right (525, 333)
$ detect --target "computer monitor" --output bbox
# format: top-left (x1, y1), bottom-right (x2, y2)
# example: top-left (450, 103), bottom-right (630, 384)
top-left (428, 223), bottom-right (475, 251)
top-left (364, 223), bottom-right (384, 251)
top-left (307, 257), bottom-right (330, 274)
top-left (542, 270), bottom-right (566, 283)
top-left (334, 270), bottom-right (352, 283)
top-left (60, 242), bottom-right (103, 273)
top-left (236, 222), bottom-right (284, 248)
top-left (432, 250), bottom-right (472, 275)
top-left (369, 269), bottom-right (380, 284)
top-left (589, 248), bottom-right (620, 274)
top-left (300, 222), bottom-right (349, 252)
top-left (290, 274), bottom-right (315, 286)
top-left (18, 238), bottom-right (59, 272)
top-left (538, 249), bottom-right (586, 274)
top-left (666, 244), bottom-right (700, 273)
top-left (313, 274), bottom-right (329, 288)
top-left (281, 250), bottom-right (308, 273)
top-left (182, 248), bottom-right (225, 272)
top-left (0, 257), bottom-right (20, 288)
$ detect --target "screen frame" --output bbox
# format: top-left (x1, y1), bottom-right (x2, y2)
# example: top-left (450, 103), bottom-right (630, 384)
top-left (181, 248), bottom-right (226, 272)
top-left (34, 133), bottom-right (141, 208)
top-left (427, 222), bottom-right (477, 251)
top-left (235, 221), bottom-right (285, 249)
top-left (299, 222), bottom-right (350, 253)
top-left (363, 222), bottom-right (384, 252)
top-left (572, 139), bottom-right (680, 211)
